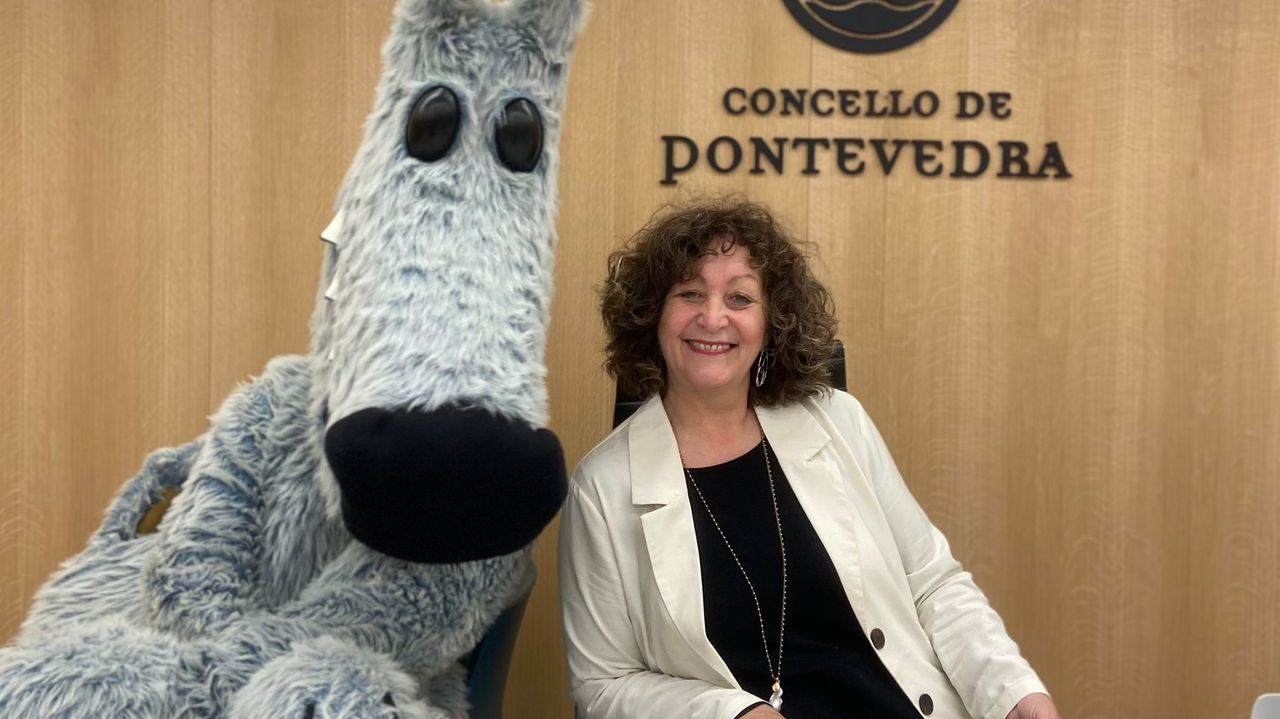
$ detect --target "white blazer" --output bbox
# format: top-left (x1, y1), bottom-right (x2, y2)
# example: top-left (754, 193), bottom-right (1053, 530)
top-left (559, 390), bottom-right (1047, 719)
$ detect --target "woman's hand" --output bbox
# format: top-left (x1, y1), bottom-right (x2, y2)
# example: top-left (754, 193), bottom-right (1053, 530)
top-left (740, 705), bottom-right (785, 719)
top-left (1006, 692), bottom-right (1060, 719)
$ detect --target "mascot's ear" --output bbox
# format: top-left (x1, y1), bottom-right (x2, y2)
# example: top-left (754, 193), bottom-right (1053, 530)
top-left (519, 0), bottom-right (589, 60)
top-left (408, 0), bottom-right (587, 60)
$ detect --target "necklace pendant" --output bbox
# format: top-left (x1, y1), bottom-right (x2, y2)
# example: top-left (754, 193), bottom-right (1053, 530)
top-left (768, 681), bottom-right (783, 711)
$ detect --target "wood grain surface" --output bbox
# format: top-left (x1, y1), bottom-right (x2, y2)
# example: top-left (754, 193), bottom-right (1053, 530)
top-left (2, 1), bottom-right (1277, 718)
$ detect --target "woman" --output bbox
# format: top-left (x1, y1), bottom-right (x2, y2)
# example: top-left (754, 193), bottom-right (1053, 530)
top-left (559, 198), bottom-right (1059, 719)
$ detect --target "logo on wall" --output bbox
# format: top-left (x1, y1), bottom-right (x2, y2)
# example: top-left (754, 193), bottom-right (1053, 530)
top-left (783, 0), bottom-right (960, 54)
top-left (653, 2), bottom-right (1072, 184)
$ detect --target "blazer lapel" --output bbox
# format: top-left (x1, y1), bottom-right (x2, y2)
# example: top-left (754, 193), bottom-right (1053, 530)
top-left (628, 396), bottom-right (739, 688)
top-left (757, 401), bottom-right (866, 610)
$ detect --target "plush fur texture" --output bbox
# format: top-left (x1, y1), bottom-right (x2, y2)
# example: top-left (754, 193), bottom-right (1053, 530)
top-left (227, 637), bottom-right (459, 719)
top-left (0, 0), bottom-right (587, 716)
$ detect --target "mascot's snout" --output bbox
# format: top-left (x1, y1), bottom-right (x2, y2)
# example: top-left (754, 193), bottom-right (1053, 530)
top-left (324, 405), bottom-right (566, 562)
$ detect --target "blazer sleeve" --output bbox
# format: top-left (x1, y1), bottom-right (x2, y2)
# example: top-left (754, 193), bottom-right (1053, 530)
top-left (559, 469), bottom-right (764, 719)
top-left (830, 393), bottom-right (1049, 719)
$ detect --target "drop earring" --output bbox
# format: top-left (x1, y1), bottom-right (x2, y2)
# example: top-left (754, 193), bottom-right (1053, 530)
top-left (755, 347), bottom-right (773, 388)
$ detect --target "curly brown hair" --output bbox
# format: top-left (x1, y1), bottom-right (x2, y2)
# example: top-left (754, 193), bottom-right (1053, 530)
top-left (600, 196), bottom-right (837, 407)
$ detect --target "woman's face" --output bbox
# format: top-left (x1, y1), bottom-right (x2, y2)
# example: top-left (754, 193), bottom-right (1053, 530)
top-left (657, 242), bottom-right (767, 402)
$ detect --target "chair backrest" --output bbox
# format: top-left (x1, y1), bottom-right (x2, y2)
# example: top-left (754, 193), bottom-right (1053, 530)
top-left (1253, 693), bottom-right (1280, 719)
top-left (612, 340), bottom-right (848, 429)
top-left (461, 568), bottom-right (536, 719)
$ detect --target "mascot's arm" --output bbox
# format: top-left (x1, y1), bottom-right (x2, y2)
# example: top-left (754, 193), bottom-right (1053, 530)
top-left (12, 438), bottom-right (204, 642)
top-left (145, 356), bottom-right (313, 637)
top-left (87, 546), bottom-right (525, 717)
top-left (96, 438), bottom-right (204, 542)
top-left (207, 544), bottom-right (530, 702)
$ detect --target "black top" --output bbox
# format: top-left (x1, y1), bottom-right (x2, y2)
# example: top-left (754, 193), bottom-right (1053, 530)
top-left (685, 442), bottom-right (920, 719)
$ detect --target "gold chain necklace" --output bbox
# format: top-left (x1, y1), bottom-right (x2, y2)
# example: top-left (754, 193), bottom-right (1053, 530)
top-left (682, 433), bottom-right (788, 712)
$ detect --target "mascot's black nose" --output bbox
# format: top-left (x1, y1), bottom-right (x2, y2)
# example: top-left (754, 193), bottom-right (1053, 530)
top-left (324, 405), bottom-right (566, 563)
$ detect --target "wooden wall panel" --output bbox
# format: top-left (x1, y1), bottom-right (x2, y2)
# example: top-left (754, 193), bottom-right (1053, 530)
top-left (0, 0), bottom-right (24, 640)
top-left (1178, 4), bottom-right (1280, 713)
top-left (2, 2), bottom-right (1277, 718)
top-left (212, 0), bottom-right (356, 393)
top-left (0, 0), bottom-right (212, 638)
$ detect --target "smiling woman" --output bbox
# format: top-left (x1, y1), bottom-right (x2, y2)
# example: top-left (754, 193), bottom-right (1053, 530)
top-left (657, 244), bottom-right (767, 409)
top-left (599, 198), bottom-right (837, 410)
top-left (561, 197), bottom-right (1060, 719)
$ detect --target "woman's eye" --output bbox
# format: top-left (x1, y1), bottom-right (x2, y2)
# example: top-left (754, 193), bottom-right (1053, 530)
top-left (728, 294), bottom-right (754, 306)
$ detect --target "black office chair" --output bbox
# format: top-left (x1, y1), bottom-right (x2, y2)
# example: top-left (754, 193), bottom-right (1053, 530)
top-left (612, 340), bottom-right (847, 429)
top-left (461, 567), bottom-right (535, 719)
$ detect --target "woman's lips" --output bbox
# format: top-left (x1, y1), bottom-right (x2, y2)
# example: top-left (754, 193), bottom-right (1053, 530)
top-left (685, 339), bottom-right (734, 355)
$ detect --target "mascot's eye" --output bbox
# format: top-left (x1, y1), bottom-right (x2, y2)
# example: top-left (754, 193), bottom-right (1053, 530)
top-left (405, 86), bottom-right (461, 162)
top-left (382, 692), bottom-right (396, 706)
top-left (303, 702), bottom-right (316, 719)
top-left (494, 98), bottom-right (544, 173)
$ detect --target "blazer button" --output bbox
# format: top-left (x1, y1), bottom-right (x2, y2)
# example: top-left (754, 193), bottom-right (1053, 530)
top-left (919, 693), bottom-right (934, 716)
top-left (870, 628), bottom-right (885, 650)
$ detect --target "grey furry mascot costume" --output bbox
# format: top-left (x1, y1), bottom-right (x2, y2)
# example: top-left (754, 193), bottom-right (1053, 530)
top-left (0, 0), bottom-right (587, 716)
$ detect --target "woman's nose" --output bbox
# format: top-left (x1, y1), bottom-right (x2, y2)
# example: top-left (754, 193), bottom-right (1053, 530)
top-left (697, 297), bottom-right (730, 328)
